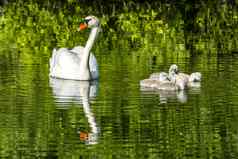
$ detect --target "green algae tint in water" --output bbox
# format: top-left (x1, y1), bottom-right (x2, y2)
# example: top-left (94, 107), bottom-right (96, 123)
top-left (1, 42), bottom-right (238, 158)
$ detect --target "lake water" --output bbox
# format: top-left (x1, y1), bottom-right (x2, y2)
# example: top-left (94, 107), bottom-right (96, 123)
top-left (1, 39), bottom-right (238, 158)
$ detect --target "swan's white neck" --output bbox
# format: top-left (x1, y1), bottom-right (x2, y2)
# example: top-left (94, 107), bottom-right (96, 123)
top-left (79, 27), bottom-right (99, 80)
top-left (169, 71), bottom-right (177, 83)
top-left (81, 83), bottom-right (99, 136)
top-left (85, 27), bottom-right (99, 55)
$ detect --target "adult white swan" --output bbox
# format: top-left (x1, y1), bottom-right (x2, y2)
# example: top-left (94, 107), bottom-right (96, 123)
top-left (49, 16), bottom-right (100, 80)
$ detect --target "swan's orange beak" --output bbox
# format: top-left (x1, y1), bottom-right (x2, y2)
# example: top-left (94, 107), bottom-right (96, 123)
top-left (78, 23), bottom-right (88, 31)
top-left (79, 131), bottom-right (89, 141)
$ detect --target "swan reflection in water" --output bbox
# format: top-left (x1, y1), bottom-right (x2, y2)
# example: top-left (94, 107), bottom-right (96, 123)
top-left (50, 78), bottom-right (99, 145)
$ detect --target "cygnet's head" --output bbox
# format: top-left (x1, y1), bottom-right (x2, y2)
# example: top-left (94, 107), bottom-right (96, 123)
top-left (189, 72), bottom-right (202, 82)
top-left (168, 64), bottom-right (179, 83)
top-left (169, 64), bottom-right (179, 74)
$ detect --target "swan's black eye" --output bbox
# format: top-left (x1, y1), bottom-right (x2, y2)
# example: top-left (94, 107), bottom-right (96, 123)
top-left (85, 19), bottom-right (91, 24)
top-left (79, 18), bottom-right (91, 25)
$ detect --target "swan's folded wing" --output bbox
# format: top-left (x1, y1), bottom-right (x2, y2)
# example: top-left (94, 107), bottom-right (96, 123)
top-left (89, 54), bottom-right (99, 79)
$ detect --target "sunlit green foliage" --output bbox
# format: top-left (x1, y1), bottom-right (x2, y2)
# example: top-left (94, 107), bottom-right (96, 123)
top-left (0, 0), bottom-right (237, 60)
top-left (0, 2), bottom-right (86, 57)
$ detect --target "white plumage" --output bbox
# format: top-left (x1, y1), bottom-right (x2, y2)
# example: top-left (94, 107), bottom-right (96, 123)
top-left (49, 16), bottom-right (100, 80)
top-left (49, 46), bottom-right (99, 80)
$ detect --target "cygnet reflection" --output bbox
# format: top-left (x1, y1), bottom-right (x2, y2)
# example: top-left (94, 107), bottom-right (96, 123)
top-left (50, 77), bottom-right (99, 145)
top-left (140, 87), bottom-right (188, 104)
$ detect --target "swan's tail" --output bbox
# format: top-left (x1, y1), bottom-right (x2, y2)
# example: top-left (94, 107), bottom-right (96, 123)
top-left (50, 48), bottom-right (58, 73)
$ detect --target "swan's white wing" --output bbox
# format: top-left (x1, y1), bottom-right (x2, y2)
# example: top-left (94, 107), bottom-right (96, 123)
top-left (70, 46), bottom-right (84, 54)
top-left (70, 46), bottom-right (99, 79)
top-left (49, 47), bottom-right (99, 80)
top-left (49, 48), bottom-right (80, 78)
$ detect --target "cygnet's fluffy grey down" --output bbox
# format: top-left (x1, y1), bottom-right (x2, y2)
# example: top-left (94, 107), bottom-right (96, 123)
top-left (140, 64), bottom-right (202, 91)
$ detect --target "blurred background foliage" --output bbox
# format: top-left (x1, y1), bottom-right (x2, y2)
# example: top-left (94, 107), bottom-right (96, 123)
top-left (0, 0), bottom-right (237, 58)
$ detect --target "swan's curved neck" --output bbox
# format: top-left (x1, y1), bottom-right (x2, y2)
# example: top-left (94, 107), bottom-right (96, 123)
top-left (169, 71), bottom-right (177, 83)
top-left (85, 27), bottom-right (99, 55)
top-left (79, 27), bottom-right (99, 80)
top-left (81, 84), bottom-right (99, 135)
